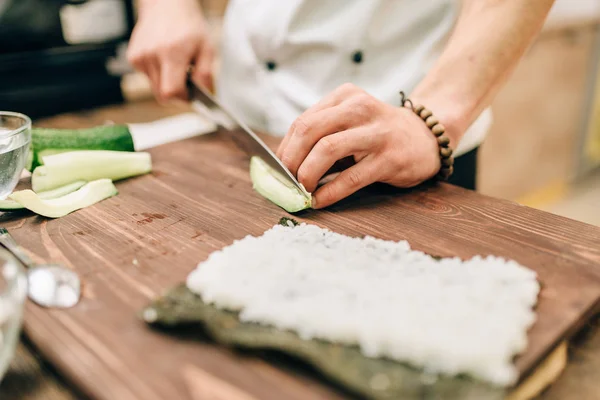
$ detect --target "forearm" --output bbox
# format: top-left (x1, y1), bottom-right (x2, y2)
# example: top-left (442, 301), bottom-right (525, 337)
top-left (137, 0), bottom-right (202, 16)
top-left (411, 0), bottom-right (555, 148)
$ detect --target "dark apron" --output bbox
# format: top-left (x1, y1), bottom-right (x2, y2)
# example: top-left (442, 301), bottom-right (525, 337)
top-left (447, 147), bottom-right (479, 191)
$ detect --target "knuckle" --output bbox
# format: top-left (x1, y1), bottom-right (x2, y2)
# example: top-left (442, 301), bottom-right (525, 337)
top-left (297, 166), bottom-right (310, 185)
top-left (177, 31), bottom-right (203, 50)
top-left (157, 38), bottom-right (187, 57)
top-left (156, 44), bottom-right (174, 58)
top-left (126, 47), bottom-right (137, 60)
top-left (317, 136), bottom-right (337, 156)
top-left (339, 82), bottom-right (358, 93)
top-left (161, 83), bottom-right (185, 100)
top-left (126, 49), bottom-right (145, 66)
top-left (318, 186), bottom-right (336, 206)
top-left (355, 92), bottom-right (374, 108)
top-left (161, 87), bottom-right (179, 99)
top-left (350, 97), bottom-right (373, 119)
top-left (280, 152), bottom-right (295, 168)
top-left (291, 117), bottom-right (310, 138)
top-left (345, 168), bottom-right (363, 187)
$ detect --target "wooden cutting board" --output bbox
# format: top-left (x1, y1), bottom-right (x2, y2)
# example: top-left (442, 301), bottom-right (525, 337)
top-left (2, 116), bottom-right (600, 399)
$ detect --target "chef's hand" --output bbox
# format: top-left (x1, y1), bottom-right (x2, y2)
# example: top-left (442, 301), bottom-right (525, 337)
top-left (127, 0), bottom-right (214, 102)
top-left (276, 83), bottom-right (442, 209)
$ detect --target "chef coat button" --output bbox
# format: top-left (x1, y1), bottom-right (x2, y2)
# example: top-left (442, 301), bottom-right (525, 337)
top-left (266, 60), bottom-right (277, 71)
top-left (352, 51), bottom-right (364, 64)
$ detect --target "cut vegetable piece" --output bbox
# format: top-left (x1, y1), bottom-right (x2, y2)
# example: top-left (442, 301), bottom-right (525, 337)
top-left (249, 156), bottom-right (312, 213)
top-left (36, 148), bottom-right (72, 162)
top-left (25, 148), bottom-right (34, 171)
top-left (9, 179), bottom-right (118, 218)
top-left (32, 150), bottom-right (151, 192)
top-left (0, 200), bottom-right (25, 211)
top-left (0, 181), bottom-right (87, 211)
top-left (29, 125), bottom-right (135, 170)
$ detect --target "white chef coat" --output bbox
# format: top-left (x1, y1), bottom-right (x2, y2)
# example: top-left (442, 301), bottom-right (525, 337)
top-left (216, 0), bottom-right (492, 158)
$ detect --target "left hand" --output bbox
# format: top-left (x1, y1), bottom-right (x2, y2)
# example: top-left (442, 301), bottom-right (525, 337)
top-left (276, 83), bottom-right (442, 209)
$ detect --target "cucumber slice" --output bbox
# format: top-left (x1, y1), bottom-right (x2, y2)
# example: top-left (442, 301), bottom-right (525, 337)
top-left (9, 179), bottom-right (118, 218)
top-left (30, 125), bottom-right (135, 170)
top-left (32, 150), bottom-right (152, 192)
top-left (25, 148), bottom-right (34, 171)
top-left (249, 156), bottom-right (312, 213)
top-left (0, 181), bottom-right (87, 211)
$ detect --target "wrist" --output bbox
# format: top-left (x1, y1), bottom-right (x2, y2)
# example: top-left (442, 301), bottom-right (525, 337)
top-left (399, 92), bottom-right (455, 182)
top-left (409, 90), bottom-right (473, 152)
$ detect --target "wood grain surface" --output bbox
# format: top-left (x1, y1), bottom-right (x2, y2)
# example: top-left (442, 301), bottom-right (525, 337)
top-left (1, 339), bottom-right (81, 400)
top-left (0, 101), bottom-right (599, 400)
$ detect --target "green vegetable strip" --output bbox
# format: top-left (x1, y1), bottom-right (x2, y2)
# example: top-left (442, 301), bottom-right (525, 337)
top-left (0, 181), bottom-right (87, 211)
top-left (29, 125), bottom-right (135, 170)
top-left (31, 150), bottom-right (151, 192)
top-left (9, 179), bottom-right (118, 219)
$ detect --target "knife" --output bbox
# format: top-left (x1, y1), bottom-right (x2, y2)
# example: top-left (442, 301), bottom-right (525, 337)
top-left (187, 78), bottom-right (310, 199)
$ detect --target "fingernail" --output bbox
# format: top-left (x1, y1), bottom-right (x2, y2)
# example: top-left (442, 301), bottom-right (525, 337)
top-left (311, 196), bottom-right (318, 209)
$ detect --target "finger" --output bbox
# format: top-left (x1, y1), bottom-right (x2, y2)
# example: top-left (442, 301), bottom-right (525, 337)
top-left (200, 45), bottom-right (215, 93)
top-left (297, 128), bottom-right (372, 193)
top-left (278, 106), bottom-right (352, 175)
top-left (304, 82), bottom-right (360, 115)
top-left (276, 101), bottom-right (336, 158)
top-left (276, 126), bottom-right (294, 159)
top-left (277, 83), bottom-right (360, 158)
top-left (311, 159), bottom-right (379, 209)
top-left (147, 58), bottom-right (162, 101)
top-left (326, 156), bottom-right (356, 175)
top-left (126, 45), bottom-right (146, 74)
top-left (160, 56), bottom-right (190, 101)
top-left (192, 43), bottom-right (214, 93)
top-left (129, 55), bottom-right (153, 93)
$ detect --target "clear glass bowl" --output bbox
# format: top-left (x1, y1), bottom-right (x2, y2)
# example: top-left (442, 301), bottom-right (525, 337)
top-left (0, 112), bottom-right (32, 200)
top-left (0, 247), bottom-right (27, 383)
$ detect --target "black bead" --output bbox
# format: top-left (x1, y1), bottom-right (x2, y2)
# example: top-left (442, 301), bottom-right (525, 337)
top-left (266, 61), bottom-right (277, 70)
top-left (352, 51), bottom-right (363, 64)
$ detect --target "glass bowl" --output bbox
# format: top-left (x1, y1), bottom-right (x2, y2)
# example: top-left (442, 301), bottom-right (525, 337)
top-left (0, 112), bottom-right (32, 200)
top-left (0, 247), bottom-right (27, 383)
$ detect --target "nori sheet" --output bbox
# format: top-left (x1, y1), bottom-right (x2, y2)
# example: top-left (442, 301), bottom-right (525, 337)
top-left (140, 217), bottom-right (508, 400)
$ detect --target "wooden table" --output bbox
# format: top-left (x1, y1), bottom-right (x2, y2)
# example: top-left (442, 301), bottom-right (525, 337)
top-left (1, 100), bottom-right (599, 400)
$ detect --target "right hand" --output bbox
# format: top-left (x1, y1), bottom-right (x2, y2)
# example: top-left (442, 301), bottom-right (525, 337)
top-left (127, 0), bottom-right (215, 102)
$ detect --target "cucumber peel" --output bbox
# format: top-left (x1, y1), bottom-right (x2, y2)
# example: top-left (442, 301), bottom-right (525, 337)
top-left (249, 156), bottom-right (312, 213)
top-left (0, 181), bottom-right (87, 211)
top-left (29, 125), bottom-right (135, 171)
top-left (9, 179), bottom-right (118, 218)
top-left (32, 150), bottom-right (152, 192)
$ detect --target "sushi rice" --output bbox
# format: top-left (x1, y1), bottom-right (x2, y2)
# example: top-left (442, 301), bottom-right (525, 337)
top-left (186, 222), bottom-right (539, 386)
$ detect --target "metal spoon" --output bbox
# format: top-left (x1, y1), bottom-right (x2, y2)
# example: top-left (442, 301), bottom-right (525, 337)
top-left (0, 228), bottom-right (81, 309)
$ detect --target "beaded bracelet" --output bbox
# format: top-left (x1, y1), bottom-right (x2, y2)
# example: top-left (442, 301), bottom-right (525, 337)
top-left (399, 91), bottom-right (454, 181)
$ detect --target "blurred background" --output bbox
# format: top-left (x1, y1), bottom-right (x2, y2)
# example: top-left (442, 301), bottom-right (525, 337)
top-left (0, 0), bottom-right (598, 225)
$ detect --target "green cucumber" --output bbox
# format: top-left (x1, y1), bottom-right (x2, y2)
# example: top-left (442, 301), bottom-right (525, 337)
top-left (0, 181), bottom-right (87, 211)
top-left (249, 156), bottom-right (312, 213)
top-left (29, 125), bottom-right (135, 170)
top-left (32, 150), bottom-right (152, 192)
top-left (9, 179), bottom-right (118, 218)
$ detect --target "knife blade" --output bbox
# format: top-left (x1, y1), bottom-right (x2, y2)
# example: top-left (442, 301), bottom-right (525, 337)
top-left (187, 79), bottom-right (310, 199)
